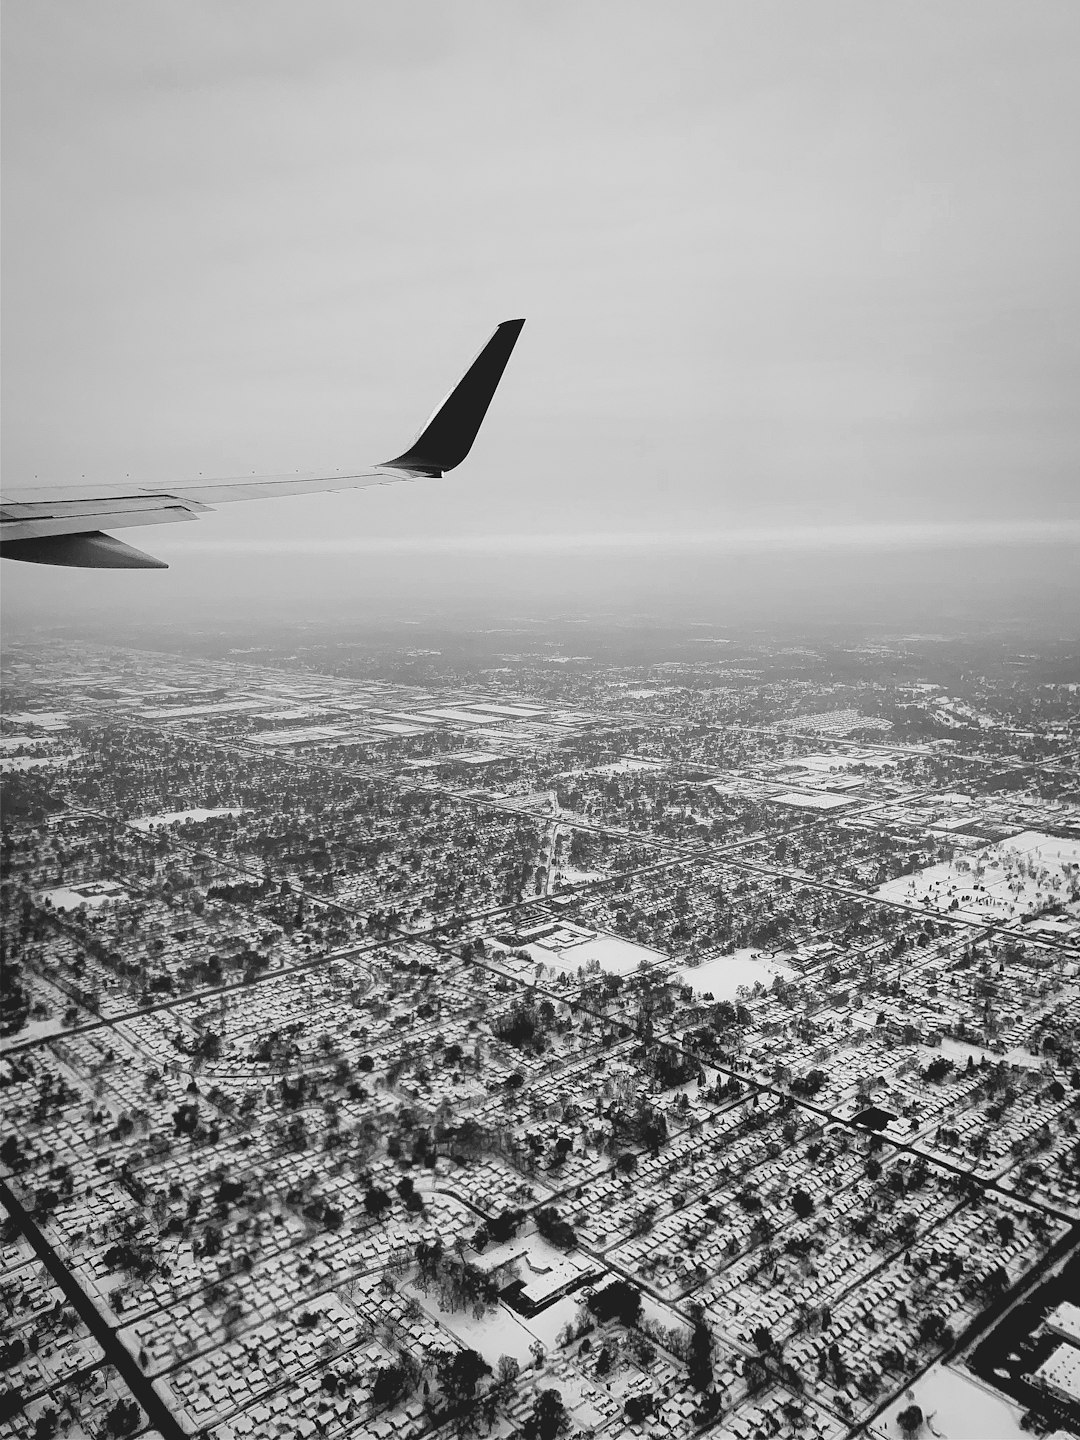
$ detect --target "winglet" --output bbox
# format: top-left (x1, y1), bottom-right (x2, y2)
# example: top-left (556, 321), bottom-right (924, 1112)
top-left (381, 318), bottom-right (525, 476)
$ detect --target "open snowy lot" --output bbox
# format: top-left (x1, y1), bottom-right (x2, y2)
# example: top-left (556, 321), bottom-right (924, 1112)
top-left (679, 948), bottom-right (796, 1000)
top-left (873, 829), bottom-right (1080, 923)
top-left (789, 749), bottom-right (900, 773)
top-left (520, 928), bottom-right (668, 977)
top-left (871, 1361), bottom-right (1026, 1440)
top-left (39, 879), bottom-right (128, 911)
top-left (128, 806), bottom-right (246, 831)
top-left (771, 790), bottom-right (856, 810)
top-left (1, 753), bottom-right (80, 772)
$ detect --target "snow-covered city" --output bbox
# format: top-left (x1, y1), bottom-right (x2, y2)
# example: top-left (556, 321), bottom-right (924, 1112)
top-left (2, 622), bottom-right (1078, 1440)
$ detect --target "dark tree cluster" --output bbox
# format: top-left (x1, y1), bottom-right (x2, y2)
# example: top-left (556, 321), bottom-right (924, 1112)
top-left (586, 1279), bottom-right (642, 1328)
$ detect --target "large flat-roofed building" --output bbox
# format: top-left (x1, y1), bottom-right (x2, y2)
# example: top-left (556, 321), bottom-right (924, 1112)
top-left (1046, 1301), bottom-right (1080, 1347)
top-left (1033, 1342), bottom-right (1080, 1409)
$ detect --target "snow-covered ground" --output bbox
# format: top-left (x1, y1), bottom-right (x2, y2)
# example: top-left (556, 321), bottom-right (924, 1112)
top-left (1, 754), bottom-right (79, 772)
top-left (521, 1294), bottom-right (584, 1352)
top-left (524, 931), bottom-right (668, 978)
top-left (0, 1016), bottom-right (67, 1050)
top-left (931, 1036), bottom-right (1044, 1072)
top-left (139, 698), bottom-right (267, 719)
top-left (248, 725), bottom-right (352, 747)
top-left (463, 702), bottom-right (547, 718)
top-left (414, 707), bottom-right (493, 725)
top-left (789, 750), bottom-right (899, 773)
top-left (0, 735), bottom-right (38, 751)
top-left (2, 711), bottom-right (70, 731)
top-left (871, 1362), bottom-right (1026, 1440)
top-left (678, 948), bottom-right (796, 1000)
top-left (588, 758), bottom-right (668, 775)
top-left (400, 1280), bottom-right (539, 1368)
top-left (873, 829), bottom-right (1080, 923)
top-left (553, 865), bottom-right (606, 888)
top-left (771, 790), bottom-right (855, 810)
top-left (409, 750), bottom-right (513, 768)
top-left (128, 806), bottom-right (245, 831)
top-left (40, 879), bottom-right (127, 911)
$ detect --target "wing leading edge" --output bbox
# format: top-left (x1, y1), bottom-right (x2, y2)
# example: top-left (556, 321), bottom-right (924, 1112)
top-left (0, 318), bottom-right (525, 569)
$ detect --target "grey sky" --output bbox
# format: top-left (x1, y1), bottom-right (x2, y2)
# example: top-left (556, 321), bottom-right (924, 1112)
top-left (3, 1), bottom-right (1079, 622)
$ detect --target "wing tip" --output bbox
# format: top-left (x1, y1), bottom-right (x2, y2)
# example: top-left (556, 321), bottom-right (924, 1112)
top-left (381, 316), bottom-right (525, 475)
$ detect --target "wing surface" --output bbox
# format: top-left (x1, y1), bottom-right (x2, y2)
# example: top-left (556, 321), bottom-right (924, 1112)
top-left (1, 318), bottom-right (524, 568)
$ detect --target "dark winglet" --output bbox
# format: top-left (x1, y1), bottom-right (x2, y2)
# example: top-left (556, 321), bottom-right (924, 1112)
top-left (0, 531), bottom-right (168, 568)
top-left (381, 318), bottom-right (525, 476)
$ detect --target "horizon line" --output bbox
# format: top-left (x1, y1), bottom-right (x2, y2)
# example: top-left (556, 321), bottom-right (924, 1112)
top-left (156, 518), bottom-right (1080, 558)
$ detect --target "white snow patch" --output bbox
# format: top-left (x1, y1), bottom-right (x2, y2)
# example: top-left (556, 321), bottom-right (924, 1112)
top-left (771, 791), bottom-right (856, 810)
top-left (1, 754), bottom-right (79, 772)
top-left (40, 879), bottom-right (127, 911)
top-left (129, 807), bottom-right (245, 832)
top-left (524, 931), bottom-right (668, 978)
top-left (400, 1283), bottom-right (538, 1368)
top-left (875, 1361), bottom-right (1027, 1440)
top-left (873, 829), bottom-right (1080, 923)
top-left (679, 948), bottom-right (796, 1001)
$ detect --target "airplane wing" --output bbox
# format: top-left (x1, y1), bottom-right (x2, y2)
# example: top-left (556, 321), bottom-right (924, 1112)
top-left (0, 318), bottom-right (525, 569)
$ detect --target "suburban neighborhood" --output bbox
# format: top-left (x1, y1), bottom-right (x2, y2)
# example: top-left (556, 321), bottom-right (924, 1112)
top-left (2, 623), bottom-right (1078, 1440)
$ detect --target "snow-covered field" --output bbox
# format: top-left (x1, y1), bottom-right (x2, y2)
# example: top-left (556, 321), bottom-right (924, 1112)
top-left (463, 702), bottom-right (547, 718)
top-left (873, 829), bottom-right (1080, 923)
top-left (679, 948), bottom-right (796, 1000)
top-left (129, 807), bottom-right (245, 832)
top-left (415, 707), bottom-right (493, 725)
top-left (0, 1016), bottom-right (66, 1049)
top-left (140, 698), bottom-right (267, 719)
top-left (40, 879), bottom-right (127, 911)
top-left (503, 925), bottom-right (667, 977)
top-left (525, 930), bottom-right (668, 977)
top-left (409, 750), bottom-right (512, 768)
top-left (790, 750), bottom-right (899, 773)
top-left (553, 865), bottom-right (606, 888)
top-left (871, 1362), bottom-right (1026, 1440)
top-left (2, 711), bottom-right (71, 731)
top-left (771, 790), bottom-right (855, 810)
top-left (588, 757), bottom-right (667, 775)
top-left (248, 725), bottom-right (352, 747)
top-left (0, 735), bottom-right (38, 751)
top-left (400, 1281), bottom-right (538, 1368)
top-left (1, 754), bottom-right (79, 772)
top-left (932, 1036), bottom-right (1045, 1072)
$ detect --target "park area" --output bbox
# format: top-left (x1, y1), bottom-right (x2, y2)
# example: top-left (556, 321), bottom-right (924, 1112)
top-left (872, 1361), bottom-right (1027, 1440)
top-left (873, 830), bottom-right (1080, 925)
top-left (678, 948), bottom-right (796, 1000)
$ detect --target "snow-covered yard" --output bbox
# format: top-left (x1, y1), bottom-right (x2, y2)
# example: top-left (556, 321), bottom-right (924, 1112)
top-left (525, 931), bottom-right (668, 978)
top-left (872, 1362), bottom-right (1026, 1440)
top-left (678, 948), bottom-right (796, 1000)
top-left (39, 879), bottom-right (128, 911)
top-left (399, 1282), bottom-right (538, 1368)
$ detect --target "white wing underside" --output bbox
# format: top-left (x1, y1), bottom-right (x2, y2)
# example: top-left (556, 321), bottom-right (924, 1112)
top-left (0, 318), bottom-right (524, 568)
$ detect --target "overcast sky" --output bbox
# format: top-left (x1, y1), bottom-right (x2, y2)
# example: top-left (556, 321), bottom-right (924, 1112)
top-left (3, 1), bottom-right (1079, 625)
